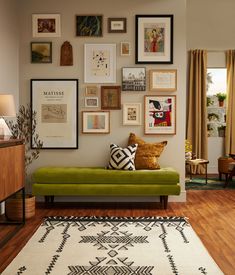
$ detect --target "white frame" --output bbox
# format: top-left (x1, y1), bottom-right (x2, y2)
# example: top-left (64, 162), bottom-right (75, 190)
top-left (123, 103), bottom-right (142, 126)
top-left (32, 14), bottom-right (61, 37)
top-left (82, 111), bottom-right (110, 134)
top-left (84, 44), bottom-right (116, 83)
top-left (120, 42), bottom-right (131, 56)
top-left (84, 97), bottom-right (99, 108)
top-left (150, 69), bottom-right (177, 91)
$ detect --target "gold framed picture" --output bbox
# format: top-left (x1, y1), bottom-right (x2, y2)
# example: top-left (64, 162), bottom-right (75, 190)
top-left (150, 69), bottom-right (177, 92)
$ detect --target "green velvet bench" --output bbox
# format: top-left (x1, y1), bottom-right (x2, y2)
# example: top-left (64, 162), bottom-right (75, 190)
top-left (32, 167), bottom-right (180, 209)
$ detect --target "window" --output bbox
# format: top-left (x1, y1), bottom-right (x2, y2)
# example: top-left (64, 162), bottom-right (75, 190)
top-left (207, 68), bottom-right (227, 137)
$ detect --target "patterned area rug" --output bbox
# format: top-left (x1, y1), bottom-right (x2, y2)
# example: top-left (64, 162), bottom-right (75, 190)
top-left (2, 216), bottom-right (223, 275)
top-left (186, 177), bottom-right (235, 190)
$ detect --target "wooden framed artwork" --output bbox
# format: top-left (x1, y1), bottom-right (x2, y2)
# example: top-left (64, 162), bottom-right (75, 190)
top-left (31, 42), bottom-right (52, 63)
top-left (122, 67), bottom-right (146, 91)
top-left (120, 42), bottom-right (130, 56)
top-left (76, 15), bottom-right (103, 37)
top-left (84, 44), bottom-right (116, 83)
top-left (32, 14), bottom-right (61, 37)
top-left (31, 79), bottom-right (78, 149)
top-left (108, 18), bottom-right (127, 33)
top-left (101, 86), bottom-right (121, 110)
top-left (82, 111), bottom-right (110, 134)
top-left (144, 95), bottom-right (176, 135)
top-left (85, 86), bottom-right (99, 96)
top-left (123, 103), bottom-right (142, 126)
top-left (85, 97), bottom-right (99, 108)
top-left (135, 15), bottom-right (173, 64)
top-left (150, 69), bottom-right (177, 91)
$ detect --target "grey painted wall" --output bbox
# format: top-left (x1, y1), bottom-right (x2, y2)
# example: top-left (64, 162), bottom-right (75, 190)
top-left (18, 0), bottom-right (186, 201)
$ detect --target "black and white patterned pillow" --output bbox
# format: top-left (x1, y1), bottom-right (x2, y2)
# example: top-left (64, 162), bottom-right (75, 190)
top-left (108, 143), bottom-right (138, 170)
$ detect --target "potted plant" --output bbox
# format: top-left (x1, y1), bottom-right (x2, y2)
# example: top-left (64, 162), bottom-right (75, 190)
top-left (216, 92), bottom-right (226, 107)
top-left (218, 125), bottom-right (226, 137)
top-left (208, 113), bottom-right (219, 121)
top-left (5, 105), bottom-right (43, 220)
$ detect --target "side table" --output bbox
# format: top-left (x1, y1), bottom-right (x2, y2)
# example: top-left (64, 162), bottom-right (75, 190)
top-left (186, 159), bottom-right (209, 184)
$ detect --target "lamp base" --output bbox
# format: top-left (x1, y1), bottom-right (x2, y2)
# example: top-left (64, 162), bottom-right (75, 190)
top-left (0, 118), bottom-right (12, 138)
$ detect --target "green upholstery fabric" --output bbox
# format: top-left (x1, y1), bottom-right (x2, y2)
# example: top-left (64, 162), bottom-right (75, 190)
top-left (33, 167), bottom-right (179, 185)
top-left (32, 166), bottom-right (180, 197)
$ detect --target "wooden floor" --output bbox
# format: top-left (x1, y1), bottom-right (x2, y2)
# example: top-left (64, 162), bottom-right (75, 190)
top-left (0, 190), bottom-right (235, 274)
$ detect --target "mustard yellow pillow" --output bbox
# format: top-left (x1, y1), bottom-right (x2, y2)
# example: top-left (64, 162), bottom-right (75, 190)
top-left (128, 133), bottom-right (167, 169)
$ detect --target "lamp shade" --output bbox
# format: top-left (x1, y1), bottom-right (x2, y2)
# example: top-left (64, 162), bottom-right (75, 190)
top-left (0, 94), bottom-right (16, 117)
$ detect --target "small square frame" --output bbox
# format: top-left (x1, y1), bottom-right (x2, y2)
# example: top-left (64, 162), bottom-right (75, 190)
top-left (84, 97), bottom-right (99, 108)
top-left (31, 42), bottom-right (52, 63)
top-left (85, 86), bottom-right (99, 97)
top-left (123, 103), bottom-right (142, 126)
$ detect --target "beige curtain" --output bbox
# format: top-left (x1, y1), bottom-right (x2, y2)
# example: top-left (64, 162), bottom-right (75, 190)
top-left (225, 50), bottom-right (235, 155)
top-left (186, 50), bottom-right (208, 173)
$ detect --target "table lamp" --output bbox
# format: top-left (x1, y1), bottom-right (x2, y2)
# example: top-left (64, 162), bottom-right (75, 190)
top-left (0, 94), bottom-right (16, 139)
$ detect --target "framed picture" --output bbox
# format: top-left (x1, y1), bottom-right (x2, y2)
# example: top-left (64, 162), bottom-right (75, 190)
top-left (135, 15), bottom-right (173, 64)
top-left (122, 67), bottom-right (146, 91)
top-left (101, 86), bottom-right (121, 110)
top-left (76, 15), bottom-right (103, 37)
top-left (31, 42), bottom-right (52, 63)
top-left (85, 86), bottom-right (99, 96)
top-left (32, 14), bottom-right (61, 37)
top-left (82, 111), bottom-right (110, 134)
top-left (150, 69), bottom-right (177, 91)
top-left (85, 97), bottom-right (99, 108)
top-left (120, 42), bottom-right (130, 56)
top-left (123, 103), bottom-right (142, 126)
top-left (144, 95), bottom-right (176, 135)
top-left (108, 18), bottom-right (127, 33)
top-left (84, 44), bottom-right (116, 83)
top-left (31, 79), bottom-right (78, 149)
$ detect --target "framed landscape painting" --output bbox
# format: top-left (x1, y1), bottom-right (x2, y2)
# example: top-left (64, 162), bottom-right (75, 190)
top-left (122, 67), bottom-right (146, 91)
top-left (144, 95), bottom-right (176, 135)
top-left (84, 44), bottom-right (116, 83)
top-left (31, 79), bottom-right (78, 149)
top-left (32, 14), bottom-right (61, 37)
top-left (135, 15), bottom-right (173, 64)
top-left (31, 42), bottom-right (52, 63)
top-left (82, 111), bottom-right (110, 134)
top-left (76, 15), bottom-right (103, 37)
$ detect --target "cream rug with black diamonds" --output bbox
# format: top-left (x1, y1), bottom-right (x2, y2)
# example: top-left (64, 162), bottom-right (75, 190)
top-left (2, 216), bottom-right (223, 275)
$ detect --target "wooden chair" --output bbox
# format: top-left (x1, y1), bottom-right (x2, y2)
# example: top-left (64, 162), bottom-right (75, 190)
top-left (224, 154), bottom-right (235, 187)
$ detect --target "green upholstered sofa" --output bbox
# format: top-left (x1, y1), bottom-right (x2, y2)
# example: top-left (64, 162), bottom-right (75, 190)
top-left (32, 167), bottom-right (180, 209)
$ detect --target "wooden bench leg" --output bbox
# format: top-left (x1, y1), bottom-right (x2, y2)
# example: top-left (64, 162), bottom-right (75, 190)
top-left (160, 195), bottom-right (168, 209)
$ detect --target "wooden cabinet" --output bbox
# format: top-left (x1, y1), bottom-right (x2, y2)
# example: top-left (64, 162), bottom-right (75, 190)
top-left (0, 139), bottom-right (25, 202)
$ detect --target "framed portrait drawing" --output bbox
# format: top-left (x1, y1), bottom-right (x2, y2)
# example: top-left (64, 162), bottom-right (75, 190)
top-left (144, 95), bottom-right (176, 135)
top-left (82, 111), bottom-right (110, 134)
top-left (120, 42), bottom-right (130, 56)
top-left (84, 44), bottom-right (116, 83)
top-left (32, 14), bottom-right (61, 37)
top-left (31, 79), bottom-right (78, 149)
top-left (122, 67), bottom-right (146, 91)
top-left (85, 97), bottom-right (99, 108)
top-left (85, 86), bottom-right (99, 96)
top-left (135, 15), bottom-right (173, 64)
top-left (101, 86), bottom-right (121, 110)
top-left (76, 15), bottom-right (103, 37)
top-left (123, 103), bottom-right (141, 126)
top-left (108, 18), bottom-right (127, 33)
top-left (31, 42), bottom-right (52, 63)
top-left (150, 69), bottom-right (177, 91)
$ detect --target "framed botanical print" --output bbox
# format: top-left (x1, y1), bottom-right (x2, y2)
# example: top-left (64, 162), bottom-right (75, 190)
top-left (150, 69), bottom-right (177, 91)
top-left (82, 111), bottom-right (110, 134)
top-left (31, 79), bottom-right (78, 149)
top-left (144, 95), bottom-right (176, 135)
top-left (32, 14), bottom-right (61, 37)
top-left (108, 18), bottom-right (127, 33)
top-left (123, 103), bottom-right (141, 126)
top-left (101, 86), bottom-right (121, 110)
top-left (31, 42), bottom-right (52, 63)
top-left (135, 15), bottom-right (173, 64)
top-left (122, 67), bottom-right (146, 91)
top-left (84, 44), bottom-right (116, 83)
top-left (76, 15), bottom-right (103, 37)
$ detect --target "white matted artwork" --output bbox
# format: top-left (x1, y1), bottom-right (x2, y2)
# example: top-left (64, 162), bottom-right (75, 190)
top-left (123, 103), bottom-right (141, 126)
top-left (85, 97), bottom-right (99, 108)
top-left (32, 14), bottom-right (61, 37)
top-left (150, 69), bottom-right (177, 91)
top-left (31, 79), bottom-right (78, 148)
top-left (84, 44), bottom-right (116, 83)
top-left (120, 42), bottom-right (130, 56)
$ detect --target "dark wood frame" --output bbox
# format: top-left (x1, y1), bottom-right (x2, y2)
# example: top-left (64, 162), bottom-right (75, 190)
top-left (108, 17), bottom-right (127, 33)
top-left (101, 86), bottom-right (121, 110)
top-left (76, 15), bottom-right (103, 37)
top-left (135, 14), bottom-right (173, 64)
top-left (31, 42), bottom-right (52, 63)
top-left (30, 79), bottom-right (79, 149)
